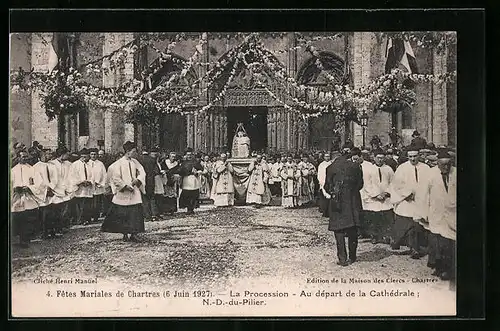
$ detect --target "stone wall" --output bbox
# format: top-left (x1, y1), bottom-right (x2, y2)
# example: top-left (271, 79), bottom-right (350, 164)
top-left (31, 33), bottom-right (58, 150)
top-left (10, 33), bottom-right (32, 147)
top-left (18, 32), bottom-right (456, 153)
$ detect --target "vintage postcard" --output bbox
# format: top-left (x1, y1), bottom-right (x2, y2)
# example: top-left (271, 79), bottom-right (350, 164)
top-left (9, 28), bottom-right (457, 317)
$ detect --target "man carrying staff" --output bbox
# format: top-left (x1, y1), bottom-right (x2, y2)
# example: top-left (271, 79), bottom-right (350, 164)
top-left (89, 148), bottom-right (107, 223)
top-left (389, 146), bottom-right (430, 259)
top-left (211, 153), bottom-right (235, 207)
top-left (324, 143), bottom-right (363, 266)
top-left (101, 141), bottom-right (146, 242)
top-left (178, 148), bottom-right (204, 215)
top-left (11, 150), bottom-right (42, 248)
top-left (68, 149), bottom-right (94, 225)
top-left (415, 148), bottom-right (456, 281)
top-left (246, 154), bottom-right (271, 208)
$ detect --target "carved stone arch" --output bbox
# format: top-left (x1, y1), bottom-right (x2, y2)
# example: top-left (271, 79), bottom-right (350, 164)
top-left (213, 44), bottom-right (283, 91)
top-left (149, 53), bottom-right (198, 90)
top-left (296, 51), bottom-right (350, 151)
top-left (296, 51), bottom-right (350, 86)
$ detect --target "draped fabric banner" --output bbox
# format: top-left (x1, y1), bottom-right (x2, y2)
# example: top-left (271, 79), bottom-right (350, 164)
top-left (230, 161), bottom-right (252, 203)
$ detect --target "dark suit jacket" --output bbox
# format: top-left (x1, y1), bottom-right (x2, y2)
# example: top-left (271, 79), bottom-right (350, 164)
top-left (139, 155), bottom-right (160, 196)
top-left (324, 155), bottom-right (364, 231)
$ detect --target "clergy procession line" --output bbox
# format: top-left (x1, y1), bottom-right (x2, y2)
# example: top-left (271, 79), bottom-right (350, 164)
top-left (10, 134), bottom-right (456, 284)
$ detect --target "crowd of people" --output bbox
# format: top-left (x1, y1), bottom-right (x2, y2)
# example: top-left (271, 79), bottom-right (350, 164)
top-left (10, 131), bottom-right (456, 284)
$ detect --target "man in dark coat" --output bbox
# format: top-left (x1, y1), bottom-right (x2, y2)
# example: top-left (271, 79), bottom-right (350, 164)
top-left (138, 147), bottom-right (161, 221)
top-left (178, 148), bottom-right (204, 214)
top-left (324, 143), bottom-right (364, 266)
top-left (410, 130), bottom-right (427, 150)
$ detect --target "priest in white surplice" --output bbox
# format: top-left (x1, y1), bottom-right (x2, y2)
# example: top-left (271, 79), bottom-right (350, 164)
top-left (362, 149), bottom-right (395, 244)
top-left (32, 150), bottom-right (57, 238)
top-left (212, 153), bottom-right (235, 207)
top-left (280, 155), bottom-right (301, 208)
top-left (68, 148), bottom-right (94, 225)
top-left (48, 146), bottom-right (72, 234)
top-left (389, 146), bottom-right (430, 259)
top-left (89, 148), bottom-right (107, 222)
top-left (317, 152), bottom-right (333, 216)
top-left (11, 150), bottom-right (42, 247)
top-left (414, 148), bottom-right (456, 281)
top-left (358, 149), bottom-right (376, 239)
top-left (101, 141), bottom-right (146, 242)
top-left (246, 154), bottom-right (271, 207)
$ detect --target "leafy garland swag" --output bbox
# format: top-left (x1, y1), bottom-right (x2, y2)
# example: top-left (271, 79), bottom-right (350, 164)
top-left (10, 32), bottom-right (456, 127)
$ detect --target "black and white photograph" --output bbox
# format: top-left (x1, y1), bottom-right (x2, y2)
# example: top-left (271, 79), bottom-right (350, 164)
top-left (9, 25), bottom-right (461, 317)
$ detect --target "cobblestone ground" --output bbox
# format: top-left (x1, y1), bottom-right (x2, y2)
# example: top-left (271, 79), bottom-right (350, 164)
top-left (11, 203), bottom-right (455, 316)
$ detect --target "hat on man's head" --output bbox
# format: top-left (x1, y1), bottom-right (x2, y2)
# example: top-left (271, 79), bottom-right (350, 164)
top-left (426, 154), bottom-right (438, 162)
top-left (436, 148), bottom-right (452, 160)
top-left (350, 147), bottom-right (361, 157)
top-left (185, 147), bottom-right (193, 154)
top-left (79, 148), bottom-right (90, 155)
top-left (55, 146), bottom-right (68, 156)
top-left (342, 141), bottom-right (354, 150)
top-left (123, 141), bottom-right (136, 153)
top-left (373, 148), bottom-right (386, 157)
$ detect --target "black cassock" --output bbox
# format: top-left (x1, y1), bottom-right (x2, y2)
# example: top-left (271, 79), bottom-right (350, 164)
top-left (178, 159), bottom-right (204, 212)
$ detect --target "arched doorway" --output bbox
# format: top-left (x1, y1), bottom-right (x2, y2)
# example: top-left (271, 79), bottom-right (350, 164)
top-left (136, 50), bottom-right (198, 153)
top-left (296, 51), bottom-right (350, 151)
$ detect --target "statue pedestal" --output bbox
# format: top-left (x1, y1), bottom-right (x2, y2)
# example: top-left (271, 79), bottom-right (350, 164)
top-left (228, 157), bottom-right (255, 166)
top-left (228, 158), bottom-right (255, 205)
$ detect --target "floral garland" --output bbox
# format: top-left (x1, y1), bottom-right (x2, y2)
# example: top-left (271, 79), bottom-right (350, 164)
top-left (10, 32), bottom-right (457, 126)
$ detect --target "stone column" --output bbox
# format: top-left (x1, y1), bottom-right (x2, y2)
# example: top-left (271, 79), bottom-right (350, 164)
top-left (10, 33), bottom-right (32, 147)
top-left (431, 47), bottom-right (449, 146)
top-left (220, 108), bottom-right (226, 151)
top-left (268, 107), bottom-right (276, 151)
top-left (102, 33), bottom-right (135, 152)
top-left (30, 33), bottom-right (59, 149)
top-left (351, 32), bottom-right (373, 147)
top-left (186, 114), bottom-right (193, 148)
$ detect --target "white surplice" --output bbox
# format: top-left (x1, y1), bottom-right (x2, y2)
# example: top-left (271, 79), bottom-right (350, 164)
top-left (212, 160), bottom-right (235, 206)
top-left (11, 163), bottom-right (42, 212)
top-left (317, 160), bottom-right (332, 190)
top-left (89, 159), bottom-right (107, 196)
top-left (269, 162), bottom-right (283, 184)
top-left (389, 161), bottom-right (430, 218)
top-left (414, 166), bottom-right (456, 240)
top-left (48, 159), bottom-right (71, 204)
top-left (154, 160), bottom-right (165, 195)
top-left (107, 156), bottom-right (146, 206)
top-left (359, 161), bottom-right (375, 210)
top-left (32, 161), bottom-right (55, 207)
top-left (362, 164), bottom-right (395, 212)
top-left (68, 159), bottom-right (94, 198)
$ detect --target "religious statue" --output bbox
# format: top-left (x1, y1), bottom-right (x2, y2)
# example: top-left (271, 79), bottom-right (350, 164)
top-left (231, 123), bottom-right (251, 158)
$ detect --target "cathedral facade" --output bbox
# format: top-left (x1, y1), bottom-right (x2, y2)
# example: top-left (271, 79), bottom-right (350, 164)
top-left (10, 32), bottom-right (456, 153)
